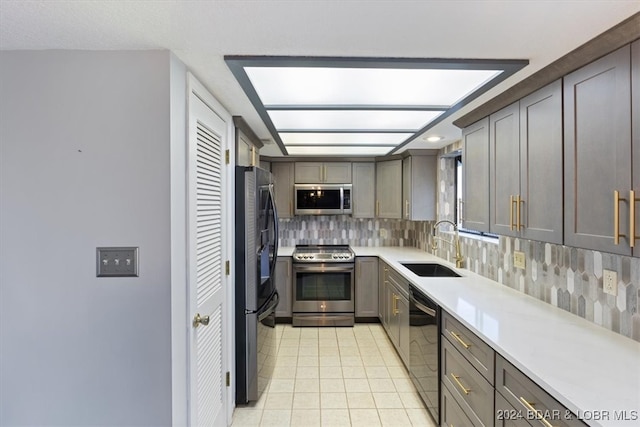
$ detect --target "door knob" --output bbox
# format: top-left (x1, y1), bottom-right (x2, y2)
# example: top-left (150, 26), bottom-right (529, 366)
top-left (193, 313), bottom-right (210, 327)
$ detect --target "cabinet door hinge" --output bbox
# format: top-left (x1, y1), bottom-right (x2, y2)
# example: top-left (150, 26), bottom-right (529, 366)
top-left (225, 260), bottom-right (230, 276)
top-left (225, 149), bottom-right (230, 165)
top-left (226, 371), bottom-right (231, 387)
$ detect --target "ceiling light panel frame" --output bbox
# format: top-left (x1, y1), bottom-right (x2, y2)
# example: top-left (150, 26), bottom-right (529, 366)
top-left (225, 56), bottom-right (528, 156)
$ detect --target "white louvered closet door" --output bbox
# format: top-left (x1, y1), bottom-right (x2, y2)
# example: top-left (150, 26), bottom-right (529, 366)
top-left (187, 90), bottom-right (228, 427)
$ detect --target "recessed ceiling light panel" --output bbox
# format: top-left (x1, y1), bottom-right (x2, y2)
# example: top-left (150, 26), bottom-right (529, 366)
top-left (268, 110), bottom-right (443, 131)
top-left (280, 132), bottom-right (413, 145)
top-left (285, 145), bottom-right (393, 156)
top-left (245, 67), bottom-right (502, 107)
top-left (225, 56), bottom-right (528, 156)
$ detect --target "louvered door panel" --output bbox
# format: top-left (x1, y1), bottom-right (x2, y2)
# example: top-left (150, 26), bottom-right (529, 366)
top-left (196, 305), bottom-right (223, 426)
top-left (196, 123), bottom-right (223, 306)
top-left (188, 79), bottom-right (228, 427)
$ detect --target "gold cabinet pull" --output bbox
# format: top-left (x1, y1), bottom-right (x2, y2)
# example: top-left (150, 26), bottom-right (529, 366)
top-left (631, 190), bottom-right (640, 248)
top-left (405, 200), bottom-right (410, 218)
top-left (449, 331), bottom-right (471, 349)
top-left (450, 373), bottom-right (471, 395)
top-left (510, 195), bottom-right (516, 230)
top-left (614, 190), bottom-right (628, 245)
top-left (376, 201), bottom-right (380, 217)
top-left (519, 397), bottom-right (554, 427)
top-left (392, 294), bottom-right (399, 315)
top-left (517, 195), bottom-right (524, 231)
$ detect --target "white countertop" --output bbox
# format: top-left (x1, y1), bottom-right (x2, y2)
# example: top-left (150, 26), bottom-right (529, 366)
top-left (278, 246), bottom-right (640, 425)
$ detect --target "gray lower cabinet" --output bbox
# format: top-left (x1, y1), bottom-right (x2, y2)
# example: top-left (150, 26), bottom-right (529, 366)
top-left (441, 382), bottom-right (475, 427)
top-left (462, 117), bottom-right (490, 232)
top-left (495, 392), bottom-right (533, 427)
top-left (441, 338), bottom-right (494, 426)
top-left (442, 312), bottom-right (494, 383)
top-left (402, 154), bottom-right (437, 221)
top-left (352, 162), bottom-right (376, 218)
top-left (379, 261), bottom-right (389, 321)
top-left (355, 257), bottom-right (378, 318)
top-left (274, 257), bottom-right (292, 318)
top-left (272, 162), bottom-right (294, 219)
top-left (564, 44), bottom-right (633, 255)
top-left (496, 355), bottom-right (587, 427)
top-left (381, 264), bottom-right (409, 366)
top-left (376, 159), bottom-right (402, 219)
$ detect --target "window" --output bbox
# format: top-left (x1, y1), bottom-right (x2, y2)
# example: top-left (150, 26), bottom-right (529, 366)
top-left (455, 154), bottom-right (497, 238)
top-left (455, 155), bottom-right (462, 229)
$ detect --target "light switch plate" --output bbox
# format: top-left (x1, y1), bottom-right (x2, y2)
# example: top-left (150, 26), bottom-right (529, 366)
top-left (514, 251), bottom-right (526, 269)
top-left (97, 247), bottom-right (139, 277)
top-left (603, 269), bottom-right (617, 296)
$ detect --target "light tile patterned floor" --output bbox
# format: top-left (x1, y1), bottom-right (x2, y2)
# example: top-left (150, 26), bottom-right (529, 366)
top-left (231, 324), bottom-right (438, 427)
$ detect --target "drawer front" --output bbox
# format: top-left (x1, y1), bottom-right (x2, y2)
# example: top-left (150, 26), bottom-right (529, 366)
top-left (496, 355), bottom-right (587, 427)
top-left (387, 267), bottom-right (409, 296)
top-left (496, 391), bottom-right (533, 427)
top-left (442, 338), bottom-right (494, 426)
top-left (442, 382), bottom-right (475, 427)
top-left (443, 311), bottom-right (495, 384)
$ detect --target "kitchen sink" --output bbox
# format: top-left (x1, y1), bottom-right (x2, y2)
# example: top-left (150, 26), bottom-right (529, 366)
top-left (400, 263), bottom-right (461, 277)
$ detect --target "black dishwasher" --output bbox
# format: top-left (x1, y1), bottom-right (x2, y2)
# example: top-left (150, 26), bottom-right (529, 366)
top-left (409, 285), bottom-right (440, 424)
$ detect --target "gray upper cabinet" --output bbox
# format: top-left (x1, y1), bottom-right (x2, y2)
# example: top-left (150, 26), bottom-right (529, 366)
top-left (633, 40), bottom-right (640, 257)
top-left (564, 45), bottom-right (632, 255)
top-left (352, 162), bottom-right (376, 218)
top-left (462, 117), bottom-right (490, 232)
top-left (402, 155), bottom-right (437, 221)
top-left (376, 159), bottom-right (402, 219)
top-left (294, 162), bottom-right (351, 183)
top-left (272, 162), bottom-right (294, 219)
top-left (489, 81), bottom-right (563, 243)
top-left (234, 116), bottom-right (262, 167)
top-left (489, 102), bottom-right (520, 236)
top-left (519, 80), bottom-right (563, 243)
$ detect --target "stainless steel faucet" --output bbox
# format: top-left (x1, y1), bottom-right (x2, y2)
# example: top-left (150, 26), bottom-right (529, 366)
top-left (431, 219), bottom-right (464, 268)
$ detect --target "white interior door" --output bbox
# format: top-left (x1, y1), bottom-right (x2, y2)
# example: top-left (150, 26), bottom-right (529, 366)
top-left (187, 80), bottom-right (229, 427)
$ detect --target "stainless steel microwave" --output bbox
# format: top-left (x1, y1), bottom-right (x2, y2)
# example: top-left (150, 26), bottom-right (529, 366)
top-left (294, 184), bottom-right (352, 215)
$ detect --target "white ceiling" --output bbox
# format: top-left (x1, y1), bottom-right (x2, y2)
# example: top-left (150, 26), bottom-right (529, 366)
top-left (1, 1), bottom-right (639, 157)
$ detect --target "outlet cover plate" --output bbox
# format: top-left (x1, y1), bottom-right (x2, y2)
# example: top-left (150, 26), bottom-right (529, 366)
top-left (603, 269), bottom-right (617, 296)
top-left (514, 251), bottom-right (526, 269)
top-left (97, 247), bottom-right (139, 277)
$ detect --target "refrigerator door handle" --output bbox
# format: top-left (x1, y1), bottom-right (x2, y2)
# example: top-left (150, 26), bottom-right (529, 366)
top-left (258, 291), bottom-right (279, 322)
top-left (268, 183), bottom-right (279, 273)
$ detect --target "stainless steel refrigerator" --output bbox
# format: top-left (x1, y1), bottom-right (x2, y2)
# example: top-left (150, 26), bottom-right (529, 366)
top-left (235, 166), bottom-right (279, 404)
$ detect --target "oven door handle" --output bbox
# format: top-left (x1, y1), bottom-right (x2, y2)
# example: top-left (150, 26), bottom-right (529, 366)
top-left (293, 264), bottom-right (354, 273)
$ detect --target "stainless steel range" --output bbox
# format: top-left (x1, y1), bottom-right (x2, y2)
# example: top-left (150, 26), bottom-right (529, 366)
top-left (292, 245), bottom-right (355, 327)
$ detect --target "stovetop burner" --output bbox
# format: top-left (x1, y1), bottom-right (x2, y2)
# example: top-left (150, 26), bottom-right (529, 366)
top-left (292, 245), bottom-right (355, 263)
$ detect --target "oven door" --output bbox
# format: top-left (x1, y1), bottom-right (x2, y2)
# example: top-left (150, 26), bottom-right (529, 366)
top-left (292, 263), bottom-right (354, 313)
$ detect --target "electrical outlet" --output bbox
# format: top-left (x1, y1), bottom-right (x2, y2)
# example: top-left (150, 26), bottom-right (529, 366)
top-left (97, 247), bottom-right (139, 277)
top-left (380, 229), bottom-right (388, 239)
top-left (603, 269), bottom-right (617, 296)
top-left (514, 251), bottom-right (526, 269)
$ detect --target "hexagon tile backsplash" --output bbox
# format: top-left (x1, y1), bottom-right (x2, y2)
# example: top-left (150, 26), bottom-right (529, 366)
top-left (279, 212), bottom-right (640, 342)
top-left (428, 233), bottom-right (640, 342)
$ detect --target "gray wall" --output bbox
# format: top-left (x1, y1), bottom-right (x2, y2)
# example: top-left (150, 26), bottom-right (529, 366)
top-left (1, 51), bottom-right (174, 426)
